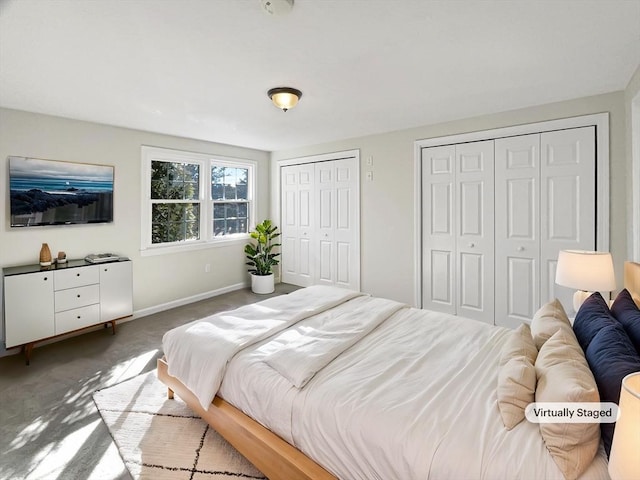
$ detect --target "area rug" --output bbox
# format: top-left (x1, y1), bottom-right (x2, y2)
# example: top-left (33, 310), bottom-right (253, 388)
top-left (93, 370), bottom-right (266, 480)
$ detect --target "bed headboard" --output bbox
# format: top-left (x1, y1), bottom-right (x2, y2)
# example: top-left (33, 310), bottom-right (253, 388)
top-left (624, 261), bottom-right (640, 307)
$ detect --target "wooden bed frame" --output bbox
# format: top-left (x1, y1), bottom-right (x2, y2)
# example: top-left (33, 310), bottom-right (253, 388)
top-left (157, 261), bottom-right (640, 480)
top-left (156, 357), bottom-right (336, 480)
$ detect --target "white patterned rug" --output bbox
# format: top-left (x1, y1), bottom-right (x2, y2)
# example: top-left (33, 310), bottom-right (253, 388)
top-left (93, 371), bottom-right (266, 480)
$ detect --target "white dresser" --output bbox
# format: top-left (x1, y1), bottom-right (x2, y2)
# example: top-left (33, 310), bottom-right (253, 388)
top-left (3, 259), bottom-right (133, 364)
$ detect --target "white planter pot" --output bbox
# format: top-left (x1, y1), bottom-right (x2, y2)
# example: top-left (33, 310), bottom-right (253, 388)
top-left (251, 273), bottom-right (274, 294)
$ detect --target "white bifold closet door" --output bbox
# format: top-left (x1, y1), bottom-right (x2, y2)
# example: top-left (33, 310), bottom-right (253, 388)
top-left (422, 126), bottom-right (596, 326)
top-left (281, 163), bottom-right (315, 287)
top-left (281, 158), bottom-right (359, 290)
top-left (494, 127), bottom-right (596, 326)
top-left (422, 140), bottom-right (495, 324)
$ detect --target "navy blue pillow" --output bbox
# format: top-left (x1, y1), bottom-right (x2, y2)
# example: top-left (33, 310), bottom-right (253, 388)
top-left (573, 292), bottom-right (618, 353)
top-left (585, 322), bottom-right (640, 456)
top-left (610, 288), bottom-right (640, 355)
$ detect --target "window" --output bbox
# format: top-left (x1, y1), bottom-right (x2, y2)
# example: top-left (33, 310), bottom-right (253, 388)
top-left (141, 147), bottom-right (256, 254)
top-left (151, 160), bottom-right (201, 244)
top-left (212, 164), bottom-right (249, 237)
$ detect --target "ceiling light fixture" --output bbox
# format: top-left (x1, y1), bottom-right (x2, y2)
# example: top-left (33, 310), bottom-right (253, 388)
top-left (268, 87), bottom-right (302, 112)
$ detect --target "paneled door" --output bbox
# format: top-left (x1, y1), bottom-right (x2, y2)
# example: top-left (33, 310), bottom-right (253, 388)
top-left (455, 141), bottom-right (495, 324)
top-left (315, 159), bottom-right (359, 289)
top-left (494, 127), bottom-right (596, 327)
top-left (422, 145), bottom-right (456, 314)
top-left (421, 141), bottom-right (494, 323)
top-left (281, 157), bottom-right (360, 290)
top-left (540, 127), bottom-right (596, 315)
top-left (495, 134), bottom-right (540, 327)
top-left (281, 163), bottom-right (315, 287)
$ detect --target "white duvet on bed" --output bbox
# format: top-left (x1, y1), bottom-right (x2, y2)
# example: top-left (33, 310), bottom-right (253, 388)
top-left (216, 291), bottom-right (610, 480)
top-left (162, 285), bottom-right (363, 409)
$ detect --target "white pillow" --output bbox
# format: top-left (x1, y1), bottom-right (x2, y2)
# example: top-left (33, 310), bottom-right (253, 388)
top-left (497, 324), bottom-right (538, 429)
top-left (534, 329), bottom-right (600, 480)
top-left (530, 299), bottom-right (574, 351)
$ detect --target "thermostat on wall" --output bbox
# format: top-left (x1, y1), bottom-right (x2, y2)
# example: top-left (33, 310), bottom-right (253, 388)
top-left (260, 0), bottom-right (294, 15)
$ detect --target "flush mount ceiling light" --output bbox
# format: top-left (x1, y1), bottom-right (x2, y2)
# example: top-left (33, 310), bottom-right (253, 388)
top-left (268, 87), bottom-right (302, 112)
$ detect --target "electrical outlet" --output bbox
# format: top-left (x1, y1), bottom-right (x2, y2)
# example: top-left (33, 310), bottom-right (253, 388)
top-left (205, 263), bottom-right (211, 273)
top-left (366, 171), bottom-right (373, 181)
top-left (366, 156), bottom-right (373, 166)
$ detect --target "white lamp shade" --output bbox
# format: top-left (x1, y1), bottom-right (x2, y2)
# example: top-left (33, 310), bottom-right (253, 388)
top-left (608, 372), bottom-right (640, 480)
top-left (555, 250), bottom-right (616, 292)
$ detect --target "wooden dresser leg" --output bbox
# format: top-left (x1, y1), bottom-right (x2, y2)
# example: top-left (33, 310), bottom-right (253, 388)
top-left (24, 343), bottom-right (34, 366)
top-left (110, 320), bottom-right (117, 335)
top-left (168, 388), bottom-right (175, 400)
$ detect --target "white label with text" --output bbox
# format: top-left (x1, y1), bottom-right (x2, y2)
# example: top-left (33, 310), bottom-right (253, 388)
top-left (525, 403), bottom-right (619, 423)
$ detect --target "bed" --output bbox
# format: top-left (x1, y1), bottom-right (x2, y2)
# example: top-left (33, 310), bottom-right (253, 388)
top-left (157, 261), bottom-right (640, 480)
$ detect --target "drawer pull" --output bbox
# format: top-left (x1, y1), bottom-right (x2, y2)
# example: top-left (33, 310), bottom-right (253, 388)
top-left (77, 315), bottom-right (81, 319)
top-left (77, 294), bottom-right (81, 298)
top-left (44, 277), bottom-right (48, 281)
top-left (76, 273), bottom-right (80, 277)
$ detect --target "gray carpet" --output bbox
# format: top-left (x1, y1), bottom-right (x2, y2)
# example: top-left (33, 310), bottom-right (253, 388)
top-left (0, 284), bottom-right (298, 480)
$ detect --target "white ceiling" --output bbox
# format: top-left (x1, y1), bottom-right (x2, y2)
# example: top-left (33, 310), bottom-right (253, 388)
top-left (1, 0), bottom-right (639, 152)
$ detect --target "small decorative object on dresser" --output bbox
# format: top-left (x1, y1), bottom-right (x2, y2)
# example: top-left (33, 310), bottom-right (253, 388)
top-left (57, 251), bottom-right (67, 264)
top-left (39, 242), bottom-right (52, 266)
top-left (244, 219), bottom-right (281, 294)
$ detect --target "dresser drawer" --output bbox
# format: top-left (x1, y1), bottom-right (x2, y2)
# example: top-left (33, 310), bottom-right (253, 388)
top-left (55, 284), bottom-right (100, 312)
top-left (54, 265), bottom-right (99, 290)
top-left (55, 304), bottom-right (100, 335)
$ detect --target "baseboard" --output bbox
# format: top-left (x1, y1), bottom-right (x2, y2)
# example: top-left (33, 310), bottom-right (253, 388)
top-left (131, 281), bottom-right (249, 319)
top-left (0, 281), bottom-right (250, 358)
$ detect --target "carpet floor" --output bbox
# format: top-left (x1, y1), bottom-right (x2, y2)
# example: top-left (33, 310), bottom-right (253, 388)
top-left (93, 371), bottom-right (266, 480)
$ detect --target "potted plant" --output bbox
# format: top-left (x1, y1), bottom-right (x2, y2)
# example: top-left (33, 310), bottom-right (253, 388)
top-left (244, 219), bottom-right (281, 294)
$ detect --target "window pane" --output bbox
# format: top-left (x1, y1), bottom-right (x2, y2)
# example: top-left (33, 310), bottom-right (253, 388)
top-left (211, 165), bottom-right (249, 201)
top-left (236, 168), bottom-right (248, 200)
top-left (212, 183), bottom-right (224, 201)
top-left (151, 203), bottom-right (200, 244)
top-left (151, 161), bottom-right (199, 200)
top-left (238, 203), bottom-right (248, 217)
top-left (211, 166), bottom-right (225, 200)
top-left (212, 201), bottom-right (249, 236)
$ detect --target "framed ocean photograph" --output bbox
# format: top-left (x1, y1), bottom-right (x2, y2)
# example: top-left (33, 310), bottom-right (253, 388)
top-left (9, 156), bottom-right (114, 227)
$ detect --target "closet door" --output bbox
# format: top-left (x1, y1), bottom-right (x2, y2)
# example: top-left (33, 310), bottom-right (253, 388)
top-left (456, 141), bottom-right (495, 324)
top-left (495, 134), bottom-right (540, 328)
top-left (494, 127), bottom-right (596, 325)
top-left (540, 126), bottom-right (596, 315)
top-left (281, 164), bottom-right (315, 287)
top-left (315, 159), bottom-right (359, 289)
top-left (422, 146), bottom-right (456, 314)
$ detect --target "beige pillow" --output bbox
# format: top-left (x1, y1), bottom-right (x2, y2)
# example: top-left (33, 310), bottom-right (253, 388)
top-left (530, 299), bottom-right (574, 350)
top-left (497, 324), bottom-right (538, 429)
top-left (534, 329), bottom-right (600, 480)
top-left (499, 323), bottom-right (538, 367)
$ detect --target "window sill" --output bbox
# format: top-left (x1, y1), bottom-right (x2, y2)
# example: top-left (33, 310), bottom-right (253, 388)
top-left (140, 235), bottom-right (249, 257)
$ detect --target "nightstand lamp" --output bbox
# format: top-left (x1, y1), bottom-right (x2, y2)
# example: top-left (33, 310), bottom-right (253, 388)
top-left (555, 250), bottom-right (616, 312)
top-left (608, 372), bottom-right (640, 480)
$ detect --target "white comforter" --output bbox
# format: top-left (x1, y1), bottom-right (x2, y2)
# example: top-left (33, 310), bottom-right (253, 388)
top-left (162, 285), bottom-right (363, 409)
top-left (165, 286), bottom-right (610, 480)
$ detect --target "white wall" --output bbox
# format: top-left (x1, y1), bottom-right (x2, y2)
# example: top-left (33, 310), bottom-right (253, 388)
top-left (624, 65), bottom-right (640, 261)
top-left (271, 91), bottom-right (628, 305)
top-left (0, 108), bottom-right (271, 346)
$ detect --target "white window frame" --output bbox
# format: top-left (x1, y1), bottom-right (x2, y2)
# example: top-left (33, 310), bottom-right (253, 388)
top-left (141, 146), bottom-right (256, 256)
